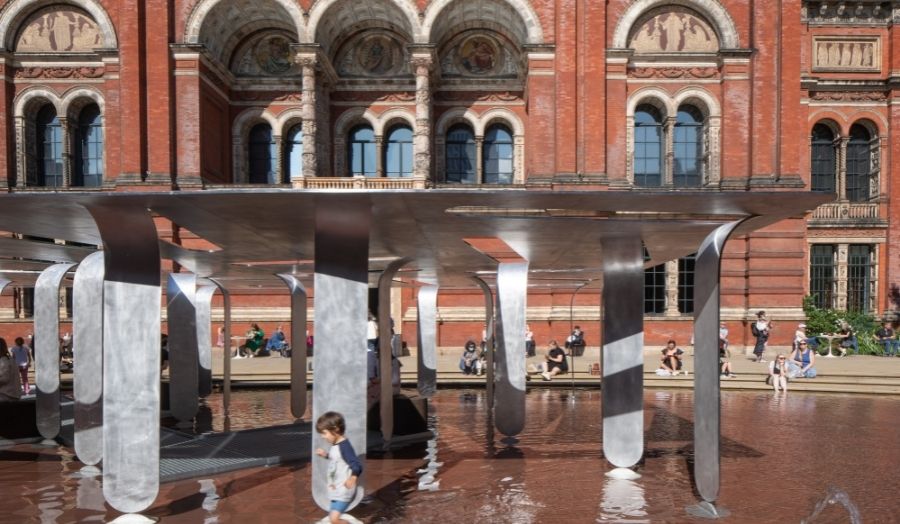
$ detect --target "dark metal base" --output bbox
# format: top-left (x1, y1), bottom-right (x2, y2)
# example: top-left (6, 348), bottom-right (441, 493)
top-left (686, 501), bottom-right (731, 519)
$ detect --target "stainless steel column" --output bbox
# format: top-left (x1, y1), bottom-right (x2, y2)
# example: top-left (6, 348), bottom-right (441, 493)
top-left (73, 251), bottom-right (104, 466)
top-left (311, 199), bottom-right (370, 511)
top-left (208, 278), bottom-right (232, 422)
top-left (85, 203), bottom-right (161, 514)
top-left (494, 262), bottom-right (528, 437)
top-left (472, 277), bottom-right (495, 410)
top-left (34, 262), bottom-right (76, 441)
top-left (195, 285), bottom-right (216, 397)
top-left (600, 237), bottom-right (644, 470)
top-left (689, 221), bottom-right (742, 518)
top-left (416, 285), bottom-right (438, 399)
top-left (166, 273), bottom-right (199, 422)
top-left (277, 274), bottom-right (308, 419)
top-left (377, 258), bottom-right (410, 444)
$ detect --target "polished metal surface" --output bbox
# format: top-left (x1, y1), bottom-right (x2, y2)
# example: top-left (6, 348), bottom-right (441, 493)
top-left (73, 252), bottom-right (104, 466)
top-left (35, 262), bottom-right (76, 440)
top-left (167, 273), bottom-right (199, 422)
top-left (277, 273), bottom-right (308, 419)
top-left (377, 258), bottom-right (410, 444)
top-left (494, 262), bottom-right (528, 437)
top-left (692, 221), bottom-right (743, 504)
top-left (0, 236), bottom-right (95, 263)
top-left (207, 278), bottom-right (232, 419)
top-left (311, 200), bottom-right (370, 511)
top-left (86, 203), bottom-right (161, 514)
top-left (600, 238), bottom-right (645, 469)
top-left (195, 285), bottom-right (216, 398)
top-left (416, 285), bottom-right (438, 399)
top-left (472, 277), bottom-right (494, 409)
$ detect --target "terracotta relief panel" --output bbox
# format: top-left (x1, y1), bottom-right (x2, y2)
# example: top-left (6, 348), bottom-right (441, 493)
top-left (440, 33), bottom-right (518, 79)
top-left (334, 32), bottom-right (410, 78)
top-left (812, 36), bottom-right (880, 72)
top-left (232, 32), bottom-right (300, 77)
top-left (14, 7), bottom-right (102, 52)
top-left (628, 7), bottom-right (719, 54)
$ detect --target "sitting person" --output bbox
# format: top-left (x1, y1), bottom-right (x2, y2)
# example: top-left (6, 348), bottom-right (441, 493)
top-left (266, 324), bottom-right (289, 356)
top-left (0, 338), bottom-right (22, 401)
top-left (835, 322), bottom-right (858, 355)
top-left (768, 354), bottom-right (789, 393)
top-left (793, 323), bottom-right (819, 352)
top-left (240, 323), bottom-right (264, 357)
top-left (788, 340), bottom-right (817, 378)
top-left (873, 320), bottom-right (898, 357)
top-left (540, 340), bottom-right (568, 381)
top-left (459, 340), bottom-right (480, 375)
top-left (659, 339), bottom-right (684, 376)
top-left (719, 339), bottom-right (735, 378)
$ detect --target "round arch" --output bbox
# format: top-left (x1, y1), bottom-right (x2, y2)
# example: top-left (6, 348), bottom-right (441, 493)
top-left (612, 0), bottom-right (739, 49)
top-left (375, 108), bottom-right (415, 136)
top-left (477, 108), bottom-right (524, 137)
top-left (14, 86), bottom-right (61, 117)
top-left (61, 86), bottom-right (105, 119)
top-left (808, 116), bottom-right (843, 136)
top-left (627, 87), bottom-right (675, 118)
top-left (184, 0), bottom-right (304, 44)
top-left (0, 0), bottom-right (118, 50)
top-left (422, 0), bottom-right (543, 44)
top-left (275, 108), bottom-right (304, 137)
top-left (435, 108), bottom-right (479, 136)
top-left (673, 87), bottom-right (720, 118)
top-left (847, 113), bottom-right (887, 136)
top-left (232, 108), bottom-right (278, 183)
top-left (306, 0), bottom-right (419, 44)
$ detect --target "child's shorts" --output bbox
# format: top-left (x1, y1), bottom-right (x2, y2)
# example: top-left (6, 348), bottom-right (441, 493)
top-left (330, 500), bottom-right (351, 514)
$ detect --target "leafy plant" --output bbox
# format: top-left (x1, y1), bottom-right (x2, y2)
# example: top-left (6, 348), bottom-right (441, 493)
top-left (801, 296), bottom-right (880, 355)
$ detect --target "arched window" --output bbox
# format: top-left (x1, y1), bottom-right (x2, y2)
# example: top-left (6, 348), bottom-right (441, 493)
top-left (74, 104), bottom-right (103, 187)
top-left (36, 105), bottom-right (63, 187)
top-left (483, 124), bottom-right (514, 184)
top-left (846, 124), bottom-right (872, 202)
top-left (445, 124), bottom-right (476, 184)
top-left (349, 125), bottom-right (376, 177)
top-left (810, 124), bottom-right (836, 193)
top-left (673, 106), bottom-right (703, 187)
top-left (283, 124), bottom-right (303, 181)
top-left (385, 125), bottom-right (413, 178)
top-left (634, 105), bottom-right (663, 187)
top-left (248, 123), bottom-right (276, 183)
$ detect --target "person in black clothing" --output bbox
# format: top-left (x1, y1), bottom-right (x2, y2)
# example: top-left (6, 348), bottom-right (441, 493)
top-left (566, 326), bottom-right (586, 356)
top-left (874, 321), bottom-right (899, 357)
top-left (540, 340), bottom-right (568, 381)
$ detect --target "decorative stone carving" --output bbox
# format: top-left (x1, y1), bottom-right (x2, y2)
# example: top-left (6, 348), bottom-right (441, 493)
top-left (629, 67), bottom-right (719, 79)
top-left (15, 67), bottom-right (104, 79)
top-left (809, 91), bottom-right (887, 102)
top-left (440, 32), bottom-right (518, 79)
top-left (434, 91), bottom-right (523, 102)
top-left (628, 7), bottom-right (719, 53)
top-left (15, 6), bottom-right (102, 52)
top-left (334, 32), bottom-right (409, 78)
top-left (802, 2), bottom-right (892, 25)
top-left (812, 36), bottom-right (879, 72)
top-left (232, 32), bottom-right (300, 77)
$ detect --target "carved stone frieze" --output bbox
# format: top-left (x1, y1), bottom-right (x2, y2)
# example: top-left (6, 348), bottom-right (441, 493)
top-left (14, 66), bottom-right (105, 79)
top-left (802, 2), bottom-right (892, 25)
top-left (15, 6), bottom-right (102, 52)
top-left (812, 36), bottom-right (880, 72)
top-left (628, 6), bottom-right (719, 53)
top-left (809, 90), bottom-right (887, 102)
top-left (331, 91), bottom-right (415, 102)
top-left (628, 66), bottom-right (719, 79)
top-left (434, 91), bottom-right (523, 102)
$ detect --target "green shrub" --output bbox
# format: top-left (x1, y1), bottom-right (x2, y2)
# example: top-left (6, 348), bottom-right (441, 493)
top-left (801, 296), bottom-right (880, 355)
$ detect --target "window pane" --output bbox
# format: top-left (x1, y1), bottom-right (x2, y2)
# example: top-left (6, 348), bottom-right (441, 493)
top-left (847, 245), bottom-right (873, 312)
top-left (483, 124), bottom-right (513, 184)
top-left (678, 254), bottom-right (696, 313)
top-left (634, 105), bottom-right (662, 187)
top-left (74, 104), bottom-right (103, 187)
top-left (248, 124), bottom-right (275, 183)
top-left (673, 108), bottom-right (702, 187)
top-left (284, 125), bottom-right (303, 181)
top-left (644, 263), bottom-right (666, 314)
top-left (811, 124), bottom-right (836, 193)
top-left (846, 125), bottom-right (871, 202)
top-left (37, 105), bottom-right (63, 187)
top-left (809, 245), bottom-right (835, 309)
top-left (385, 126), bottom-right (413, 178)
top-left (446, 125), bottom-right (476, 184)
top-left (349, 125), bottom-right (376, 177)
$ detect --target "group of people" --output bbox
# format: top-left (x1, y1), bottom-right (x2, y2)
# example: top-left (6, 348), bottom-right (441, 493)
top-left (0, 337), bottom-right (35, 400)
top-left (460, 326), bottom-right (587, 382)
top-left (228, 323), bottom-right (291, 358)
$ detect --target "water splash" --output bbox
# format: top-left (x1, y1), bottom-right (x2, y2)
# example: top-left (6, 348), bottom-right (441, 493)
top-left (801, 486), bottom-right (861, 524)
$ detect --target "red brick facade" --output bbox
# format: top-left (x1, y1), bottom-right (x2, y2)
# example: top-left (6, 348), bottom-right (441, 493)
top-left (0, 0), bottom-right (895, 350)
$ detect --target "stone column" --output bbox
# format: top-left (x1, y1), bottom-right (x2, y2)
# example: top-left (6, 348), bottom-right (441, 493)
top-left (475, 136), bottom-right (484, 183)
top-left (374, 135), bottom-right (384, 178)
top-left (14, 116), bottom-right (27, 186)
top-left (411, 52), bottom-right (434, 183)
top-left (665, 260), bottom-right (680, 316)
top-left (838, 137), bottom-right (849, 200)
top-left (836, 243), bottom-right (849, 310)
top-left (296, 53), bottom-right (318, 181)
top-left (664, 116), bottom-right (675, 186)
top-left (60, 118), bottom-right (72, 187)
top-left (273, 135), bottom-right (284, 184)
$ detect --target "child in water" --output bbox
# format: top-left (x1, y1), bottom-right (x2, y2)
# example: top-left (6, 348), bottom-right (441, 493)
top-left (315, 411), bottom-right (363, 523)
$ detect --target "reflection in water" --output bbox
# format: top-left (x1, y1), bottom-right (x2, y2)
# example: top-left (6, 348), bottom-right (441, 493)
top-left (198, 479), bottom-right (220, 523)
top-left (477, 475), bottom-right (544, 523)
top-left (600, 477), bottom-right (648, 522)
top-left (75, 474), bottom-right (105, 514)
top-left (36, 484), bottom-right (64, 524)
top-left (802, 486), bottom-right (862, 524)
top-left (416, 416), bottom-right (442, 491)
